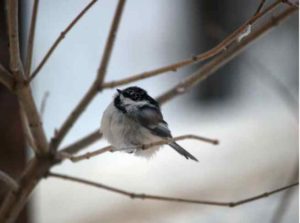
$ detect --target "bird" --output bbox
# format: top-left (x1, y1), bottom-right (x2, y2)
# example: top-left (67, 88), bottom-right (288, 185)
top-left (100, 86), bottom-right (198, 161)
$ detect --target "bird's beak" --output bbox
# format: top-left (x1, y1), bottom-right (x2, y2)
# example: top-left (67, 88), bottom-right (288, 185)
top-left (117, 89), bottom-right (122, 94)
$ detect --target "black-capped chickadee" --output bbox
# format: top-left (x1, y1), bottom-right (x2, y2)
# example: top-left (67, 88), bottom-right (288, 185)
top-left (100, 86), bottom-right (198, 161)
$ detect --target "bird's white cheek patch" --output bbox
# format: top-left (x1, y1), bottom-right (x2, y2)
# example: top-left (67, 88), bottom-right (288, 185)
top-left (122, 97), bottom-right (148, 111)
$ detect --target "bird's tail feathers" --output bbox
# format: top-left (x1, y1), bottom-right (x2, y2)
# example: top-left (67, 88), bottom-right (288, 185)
top-left (169, 141), bottom-right (198, 162)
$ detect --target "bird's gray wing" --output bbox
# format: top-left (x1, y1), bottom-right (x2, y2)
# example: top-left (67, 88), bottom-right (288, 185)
top-left (129, 105), bottom-right (198, 161)
top-left (129, 105), bottom-right (171, 138)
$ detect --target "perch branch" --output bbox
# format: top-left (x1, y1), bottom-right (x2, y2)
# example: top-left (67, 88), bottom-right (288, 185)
top-left (48, 172), bottom-right (299, 207)
top-left (0, 64), bottom-right (14, 91)
top-left (60, 130), bottom-right (103, 154)
top-left (101, 0), bottom-right (281, 89)
top-left (25, 0), bottom-right (39, 77)
top-left (156, 6), bottom-right (298, 104)
top-left (50, 0), bottom-right (126, 152)
top-left (0, 171), bottom-right (18, 192)
top-left (29, 0), bottom-right (98, 81)
top-left (68, 134), bottom-right (218, 162)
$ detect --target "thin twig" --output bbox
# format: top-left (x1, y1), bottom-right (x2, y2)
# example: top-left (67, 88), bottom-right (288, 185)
top-left (0, 170), bottom-right (19, 191)
top-left (96, 0), bottom-right (126, 84)
top-left (48, 172), bottom-right (299, 207)
top-left (254, 0), bottom-right (267, 16)
top-left (39, 91), bottom-right (50, 120)
top-left (25, 0), bottom-right (39, 77)
top-left (0, 64), bottom-right (14, 91)
top-left (69, 134), bottom-right (218, 162)
top-left (60, 130), bottom-right (103, 154)
top-left (29, 0), bottom-right (98, 82)
top-left (156, 6), bottom-right (298, 104)
top-left (101, 0), bottom-right (281, 89)
top-left (50, 0), bottom-right (126, 152)
top-left (69, 145), bottom-right (112, 162)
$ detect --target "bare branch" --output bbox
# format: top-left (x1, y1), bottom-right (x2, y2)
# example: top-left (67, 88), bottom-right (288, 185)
top-left (101, 0), bottom-right (281, 89)
top-left (50, 0), bottom-right (126, 152)
top-left (96, 0), bottom-right (126, 84)
top-left (48, 172), bottom-right (299, 207)
top-left (60, 130), bottom-right (103, 154)
top-left (0, 170), bottom-right (18, 191)
top-left (67, 145), bottom-right (112, 162)
top-left (6, 0), bottom-right (22, 78)
top-left (0, 64), bottom-right (14, 91)
top-left (6, 0), bottom-right (48, 155)
top-left (68, 134), bottom-right (218, 162)
top-left (16, 87), bottom-right (49, 155)
top-left (20, 108), bottom-right (37, 151)
top-left (156, 6), bottom-right (298, 104)
top-left (29, 0), bottom-right (98, 81)
top-left (25, 0), bottom-right (39, 77)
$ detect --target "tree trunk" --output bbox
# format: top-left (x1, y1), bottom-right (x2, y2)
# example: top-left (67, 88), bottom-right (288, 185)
top-left (0, 0), bottom-right (29, 222)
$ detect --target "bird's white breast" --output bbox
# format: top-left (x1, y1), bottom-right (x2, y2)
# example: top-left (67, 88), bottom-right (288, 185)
top-left (100, 102), bottom-right (161, 157)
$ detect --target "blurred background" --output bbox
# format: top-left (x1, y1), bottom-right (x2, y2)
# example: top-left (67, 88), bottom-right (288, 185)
top-left (0, 0), bottom-right (298, 222)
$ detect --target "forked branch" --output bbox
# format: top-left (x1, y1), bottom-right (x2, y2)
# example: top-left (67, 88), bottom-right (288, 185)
top-left (48, 172), bottom-right (299, 207)
top-left (6, 0), bottom-right (48, 155)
